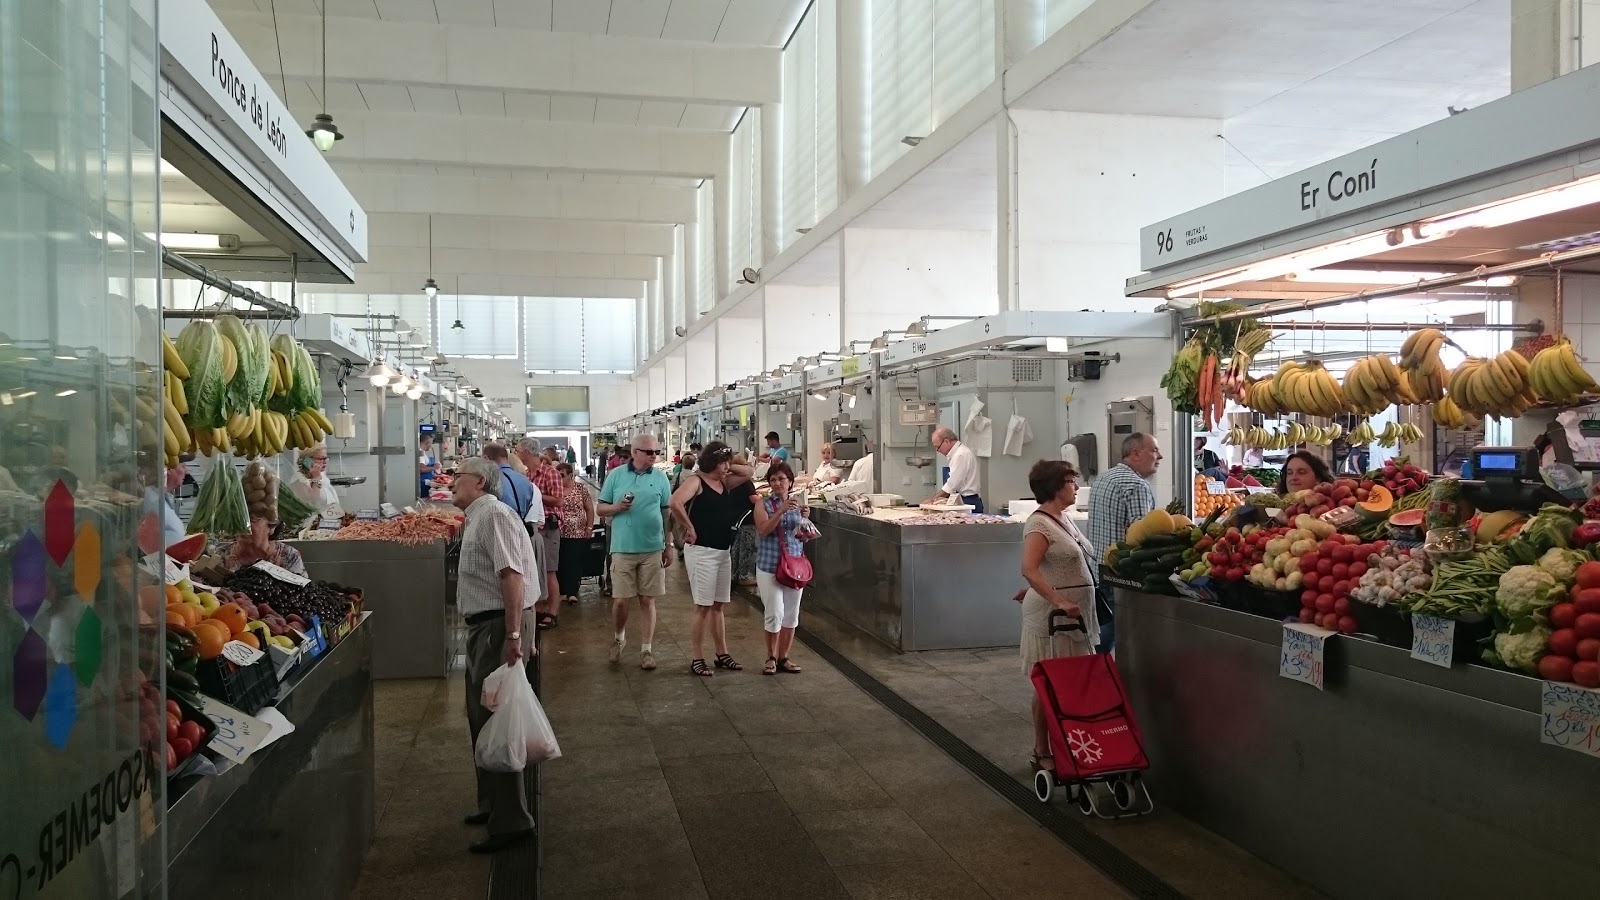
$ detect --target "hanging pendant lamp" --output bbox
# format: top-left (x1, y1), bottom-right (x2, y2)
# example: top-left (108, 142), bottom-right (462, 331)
top-left (450, 275), bottom-right (464, 330)
top-left (303, 0), bottom-right (343, 151)
top-left (423, 216), bottom-right (438, 298)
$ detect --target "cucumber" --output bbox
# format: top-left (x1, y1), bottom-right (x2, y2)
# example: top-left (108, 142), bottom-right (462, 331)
top-left (1155, 550), bottom-right (1186, 569)
top-left (168, 669), bottom-right (200, 693)
top-left (1126, 547), bottom-right (1169, 565)
top-left (1139, 533), bottom-right (1186, 549)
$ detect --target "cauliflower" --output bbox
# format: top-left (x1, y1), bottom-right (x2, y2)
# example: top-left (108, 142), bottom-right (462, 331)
top-left (1536, 548), bottom-right (1587, 585)
top-left (1492, 626), bottom-right (1550, 674)
top-left (1496, 565), bottom-right (1564, 619)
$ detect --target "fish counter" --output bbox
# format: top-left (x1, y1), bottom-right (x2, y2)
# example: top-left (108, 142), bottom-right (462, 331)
top-left (1115, 588), bottom-right (1600, 900)
top-left (805, 507), bottom-right (1024, 651)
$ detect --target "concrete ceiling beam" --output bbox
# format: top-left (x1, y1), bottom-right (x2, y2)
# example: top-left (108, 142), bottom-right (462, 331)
top-left (336, 170), bottom-right (698, 224)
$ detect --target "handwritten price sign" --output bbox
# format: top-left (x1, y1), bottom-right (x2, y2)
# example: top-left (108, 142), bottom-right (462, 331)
top-left (1280, 624), bottom-right (1333, 690)
top-left (1541, 681), bottom-right (1600, 759)
top-left (1409, 615), bottom-right (1455, 668)
top-left (197, 696), bottom-right (270, 764)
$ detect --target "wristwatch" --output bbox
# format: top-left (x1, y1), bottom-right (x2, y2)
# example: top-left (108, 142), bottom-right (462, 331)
top-left (505, 631), bottom-right (521, 641)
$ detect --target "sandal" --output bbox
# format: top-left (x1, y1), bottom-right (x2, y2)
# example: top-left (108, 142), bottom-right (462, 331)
top-left (536, 613), bottom-right (557, 630)
top-left (563, 596), bottom-right (578, 605)
top-left (713, 654), bottom-right (743, 671)
top-left (690, 658), bottom-right (714, 677)
top-left (762, 657), bottom-right (777, 675)
top-left (776, 658), bottom-right (802, 674)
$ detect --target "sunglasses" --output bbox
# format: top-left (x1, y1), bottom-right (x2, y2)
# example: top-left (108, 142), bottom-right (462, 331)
top-left (635, 448), bottom-right (663, 456)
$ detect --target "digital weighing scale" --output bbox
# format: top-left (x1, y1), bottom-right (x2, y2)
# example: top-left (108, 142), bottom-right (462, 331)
top-left (1459, 446), bottom-right (1571, 513)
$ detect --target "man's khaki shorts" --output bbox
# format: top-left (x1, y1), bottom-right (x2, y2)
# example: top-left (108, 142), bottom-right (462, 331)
top-left (611, 551), bottom-right (665, 599)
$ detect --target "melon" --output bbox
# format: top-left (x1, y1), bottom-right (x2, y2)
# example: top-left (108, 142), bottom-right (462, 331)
top-left (1356, 485), bottom-right (1393, 520)
top-left (168, 532), bottom-right (207, 564)
top-left (1389, 509), bottom-right (1425, 528)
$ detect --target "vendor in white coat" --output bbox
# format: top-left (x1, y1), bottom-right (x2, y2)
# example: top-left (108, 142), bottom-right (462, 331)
top-left (290, 445), bottom-right (344, 520)
top-left (803, 442), bottom-right (847, 486)
top-left (929, 426), bottom-right (983, 513)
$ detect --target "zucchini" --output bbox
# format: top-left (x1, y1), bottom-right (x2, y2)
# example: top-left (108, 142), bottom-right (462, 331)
top-left (1139, 533), bottom-right (1186, 549)
top-left (168, 669), bottom-right (199, 693)
top-left (1154, 550), bottom-right (1186, 569)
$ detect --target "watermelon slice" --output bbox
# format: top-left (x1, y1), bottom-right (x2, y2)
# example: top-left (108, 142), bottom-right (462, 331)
top-left (167, 533), bottom-right (207, 564)
top-left (1389, 509), bottom-right (1425, 528)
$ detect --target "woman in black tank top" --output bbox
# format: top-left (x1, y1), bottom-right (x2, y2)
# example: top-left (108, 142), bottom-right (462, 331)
top-left (669, 442), bottom-right (757, 677)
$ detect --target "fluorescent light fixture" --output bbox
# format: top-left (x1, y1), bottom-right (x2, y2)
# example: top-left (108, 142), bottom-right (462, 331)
top-left (55, 389), bottom-right (77, 397)
top-left (1166, 229), bottom-right (1418, 297)
top-left (1046, 337), bottom-right (1070, 353)
top-left (54, 354), bottom-right (78, 361)
top-left (1292, 268), bottom-right (1517, 287)
top-left (1425, 174), bottom-right (1600, 234)
top-left (98, 231), bottom-right (240, 251)
top-left (14, 357), bottom-right (35, 362)
top-left (14, 391), bottom-right (36, 399)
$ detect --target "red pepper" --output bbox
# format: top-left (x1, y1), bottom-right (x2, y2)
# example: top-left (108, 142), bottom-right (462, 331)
top-left (1572, 521), bottom-right (1600, 548)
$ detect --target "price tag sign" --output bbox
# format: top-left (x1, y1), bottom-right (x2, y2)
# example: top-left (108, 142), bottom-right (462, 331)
top-left (1246, 486), bottom-right (1274, 495)
top-left (1204, 481), bottom-right (1227, 495)
top-left (402, 506), bottom-right (417, 515)
top-left (317, 517), bottom-right (341, 531)
top-left (1280, 623), bottom-right (1333, 690)
top-left (357, 508), bottom-right (380, 520)
top-left (220, 640), bottom-right (265, 667)
top-left (1409, 615), bottom-right (1455, 668)
top-left (379, 502), bottom-right (400, 519)
top-left (197, 696), bottom-right (271, 764)
top-left (1540, 681), bottom-right (1600, 758)
top-left (163, 557), bottom-right (188, 585)
top-left (251, 560), bottom-right (310, 587)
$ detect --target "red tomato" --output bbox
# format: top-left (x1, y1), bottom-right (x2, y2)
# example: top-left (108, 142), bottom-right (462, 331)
top-left (1349, 561), bottom-right (1368, 579)
top-left (1301, 590), bottom-right (1318, 606)
top-left (1577, 561), bottom-right (1600, 589)
top-left (1573, 589), bottom-right (1600, 616)
top-left (1336, 616), bottom-right (1357, 634)
top-left (1574, 661), bottom-right (1600, 689)
top-left (1576, 613), bottom-right (1600, 640)
top-left (1579, 639), bottom-right (1600, 661)
top-left (1316, 558), bottom-right (1334, 576)
top-left (1331, 562), bottom-right (1350, 580)
top-left (1539, 655), bottom-right (1576, 683)
top-left (1332, 580), bottom-right (1350, 596)
top-left (166, 699), bottom-right (180, 719)
top-left (1550, 602), bottom-right (1578, 629)
top-left (1315, 594), bottom-right (1335, 613)
top-left (1549, 628), bottom-right (1580, 658)
top-left (179, 720), bottom-right (205, 747)
top-left (166, 717), bottom-right (179, 743)
top-left (1330, 545), bottom-right (1351, 564)
top-left (1320, 613), bottom-right (1339, 630)
top-left (166, 742), bottom-right (177, 771)
top-left (1299, 608), bottom-right (1316, 624)
top-left (172, 736), bottom-right (194, 761)
top-left (1334, 597), bottom-right (1351, 615)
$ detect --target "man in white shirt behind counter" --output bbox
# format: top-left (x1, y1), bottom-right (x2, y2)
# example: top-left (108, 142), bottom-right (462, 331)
top-left (929, 426), bottom-right (984, 513)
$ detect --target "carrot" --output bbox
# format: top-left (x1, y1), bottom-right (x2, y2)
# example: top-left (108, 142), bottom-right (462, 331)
top-left (1197, 354), bottom-right (1212, 425)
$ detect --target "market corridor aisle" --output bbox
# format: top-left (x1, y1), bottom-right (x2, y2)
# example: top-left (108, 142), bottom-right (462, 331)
top-left (534, 563), bottom-right (1127, 899)
top-left (349, 676), bottom-right (490, 900)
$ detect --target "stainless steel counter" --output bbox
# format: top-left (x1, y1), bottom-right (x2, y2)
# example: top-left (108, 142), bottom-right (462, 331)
top-left (292, 538), bottom-right (451, 679)
top-left (806, 507), bottom-right (1024, 651)
top-left (168, 614), bottom-right (374, 900)
top-left (1116, 589), bottom-right (1600, 899)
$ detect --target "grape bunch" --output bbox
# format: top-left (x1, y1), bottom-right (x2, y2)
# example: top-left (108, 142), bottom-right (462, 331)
top-left (223, 568), bottom-right (354, 626)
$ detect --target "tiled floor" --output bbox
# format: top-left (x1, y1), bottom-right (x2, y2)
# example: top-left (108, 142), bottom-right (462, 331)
top-left (533, 562), bottom-right (1126, 899)
top-left (348, 557), bottom-right (1323, 900)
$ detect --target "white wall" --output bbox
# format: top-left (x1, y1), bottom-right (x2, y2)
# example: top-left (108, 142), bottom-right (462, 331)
top-left (685, 330), bottom-right (717, 392)
top-left (841, 227), bottom-right (997, 345)
top-left (1056, 339), bottom-right (1177, 509)
top-left (715, 316), bottom-right (764, 382)
top-left (1014, 110), bottom-right (1224, 312)
top-left (764, 284), bottom-right (842, 367)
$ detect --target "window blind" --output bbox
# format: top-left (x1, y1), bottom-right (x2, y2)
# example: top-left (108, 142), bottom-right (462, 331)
top-left (696, 182), bottom-right (715, 312)
top-left (436, 295), bottom-right (521, 359)
top-left (868, 0), bottom-right (934, 180)
top-left (303, 293), bottom-right (370, 317)
top-left (726, 110), bottom-right (761, 283)
top-left (389, 294), bottom-right (434, 349)
top-left (781, 8), bottom-right (818, 248)
top-left (815, 0), bottom-right (839, 222)
top-left (524, 297), bottom-right (585, 372)
top-left (933, 0), bottom-right (994, 125)
top-left (584, 298), bottom-right (637, 374)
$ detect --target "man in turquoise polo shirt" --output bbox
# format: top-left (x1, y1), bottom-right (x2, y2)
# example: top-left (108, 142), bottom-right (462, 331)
top-left (597, 433), bottom-right (673, 670)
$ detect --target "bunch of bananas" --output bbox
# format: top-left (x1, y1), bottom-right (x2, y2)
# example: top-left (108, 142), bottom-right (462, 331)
top-left (1448, 351), bottom-right (1537, 419)
top-left (1433, 395), bottom-right (1475, 430)
top-left (1342, 354), bottom-right (1420, 415)
top-left (1267, 361), bottom-right (1346, 417)
top-left (159, 334), bottom-right (193, 467)
top-left (1527, 339), bottom-right (1600, 405)
top-left (288, 408), bottom-right (336, 450)
top-left (1398, 328), bottom-right (1450, 402)
top-left (1347, 420), bottom-right (1424, 447)
top-left (267, 346), bottom-right (295, 399)
top-left (1243, 376), bottom-right (1284, 415)
top-left (1224, 421), bottom-right (1342, 449)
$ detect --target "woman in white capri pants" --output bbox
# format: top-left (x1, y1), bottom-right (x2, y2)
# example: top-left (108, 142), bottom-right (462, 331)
top-left (752, 462), bottom-right (814, 674)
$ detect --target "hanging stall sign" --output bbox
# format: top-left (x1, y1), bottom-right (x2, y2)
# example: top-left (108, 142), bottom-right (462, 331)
top-left (1280, 624), bottom-right (1333, 690)
top-left (1540, 681), bottom-right (1600, 758)
top-left (1410, 615), bottom-right (1456, 668)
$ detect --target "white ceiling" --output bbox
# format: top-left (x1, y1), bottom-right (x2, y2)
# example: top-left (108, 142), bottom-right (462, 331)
top-left (1017, 0), bottom-right (1510, 192)
top-left (336, 161), bottom-right (699, 185)
top-left (209, 0), bottom-right (808, 45)
top-left (282, 80), bottom-right (743, 130)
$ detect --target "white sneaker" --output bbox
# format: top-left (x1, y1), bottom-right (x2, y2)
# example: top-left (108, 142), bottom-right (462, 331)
top-left (640, 650), bottom-right (657, 670)
top-left (608, 639), bottom-right (622, 664)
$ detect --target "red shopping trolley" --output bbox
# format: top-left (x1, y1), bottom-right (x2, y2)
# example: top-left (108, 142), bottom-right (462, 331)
top-left (1029, 609), bottom-right (1154, 818)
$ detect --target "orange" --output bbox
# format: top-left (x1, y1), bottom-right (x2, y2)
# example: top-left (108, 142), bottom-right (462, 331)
top-left (139, 585), bottom-right (166, 618)
top-left (210, 603), bottom-right (248, 636)
top-left (164, 610), bottom-right (187, 628)
top-left (164, 584), bottom-right (181, 605)
top-left (192, 621), bottom-right (228, 660)
top-left (166, 603), bottom-right (200, 628)
top-left (233, 631), bottom-right (260, 650)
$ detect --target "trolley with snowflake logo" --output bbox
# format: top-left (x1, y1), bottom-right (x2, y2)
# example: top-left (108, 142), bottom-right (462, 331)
top-left (1028, 610), bottom-right (1154, 817)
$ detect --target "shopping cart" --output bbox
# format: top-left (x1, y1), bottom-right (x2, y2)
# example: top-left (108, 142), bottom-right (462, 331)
top-left (1029, 609), bottom-right (1154, 818)
top-left (583, 522), bottom-right (610, 595)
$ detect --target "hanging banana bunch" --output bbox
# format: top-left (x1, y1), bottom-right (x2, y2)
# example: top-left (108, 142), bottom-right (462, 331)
top-left (1269, 360), bottom-right (1347, 418)
top-left (1374, 421), bottom-right (1424, 448)
top-left (1342, 354), bottom-right (1420, 415)
top-left (1243, 376), bottom-right (1284, 416)
top-left (1433, 394), bottom-right (1476, 430)
top-left (1398, 327), bottom-right (1450, 402)
top-left (1527, 338), bottom-right (1600, 406)
top-left (1449, 351), bottom-right (1538, 419)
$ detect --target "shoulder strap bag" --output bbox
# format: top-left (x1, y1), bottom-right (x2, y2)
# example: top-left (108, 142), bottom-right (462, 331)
top-left (774, 502), bottom-right (813, 589)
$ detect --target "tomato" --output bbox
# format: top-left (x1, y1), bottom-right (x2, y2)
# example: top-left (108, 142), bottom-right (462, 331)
top-left (172, 736), bottom-right (194, 761)
top-left (1301, 590), bottom-right (1318, 606)
top-left (1539, 655), bottom-right (1576, 683)
top-left (1577, 561), bottom-right (1600, 589)
top-left (166, 699), bottom-right (180, 719)
top-left (1331, 562), bottom-right (1350, 580)
top-left (1550, 603), bottom-right (1578, 630)
top-left (1299, 555), bottom-right (1319, 574)
top-left (166, 742), bottom-right (177, 771)
top-left (1316, 558), bottom-right (1333, 576)
top-left (1332, 580), bottom-right (1351, 596)
top-left (1549, 628), bottom-right (1580, 658)
top-left (1574, 661), bottom-right (1600, 689)
top-left (179, 720), bottom-right (204, 747)
top-left (1573, 589), bottom-right (1600, 616)
top-left (1349, 561), bottom-right (1368, 579)
top-left (1330, 545), bottom-right (1351, 564)
top-left (1299, 608), bottom-right (1316, 624)
top-left (166, 717), bottom-right (179, 743)
top-left (1336, 616), bottom-right (1357, 634)
top-left (1579, 639), bottom-right (1600, 661)
top-left (1334, 597), bottom-right (1351, 615)
top-left (1315, 594), bottom-right (1335, 613)
top-left (1576, 613), bottom-right (1600, 640)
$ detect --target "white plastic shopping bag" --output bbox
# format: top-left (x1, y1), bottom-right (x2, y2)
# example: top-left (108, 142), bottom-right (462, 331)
top-left (475, 663), bottom-right (562, 772)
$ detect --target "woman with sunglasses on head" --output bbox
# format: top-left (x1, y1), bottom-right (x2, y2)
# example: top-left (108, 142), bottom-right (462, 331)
top-left (751, 462), bottom-right (815, 674)
top-left (669, 441), bottom-right (756, 676)
top-left (290, 444), bottom-right (343, 521)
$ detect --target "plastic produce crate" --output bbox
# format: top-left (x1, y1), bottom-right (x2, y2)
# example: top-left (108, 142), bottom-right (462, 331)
top-left (196, 652), bottom-right (278, 715)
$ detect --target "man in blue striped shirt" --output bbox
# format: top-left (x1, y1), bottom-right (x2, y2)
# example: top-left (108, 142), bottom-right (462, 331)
top-left (1087, 433), bottom-right (1162, 653)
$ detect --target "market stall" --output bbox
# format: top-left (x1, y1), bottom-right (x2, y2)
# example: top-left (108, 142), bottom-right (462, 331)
top-left (1107, 65), bottom-right (1600, 900)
